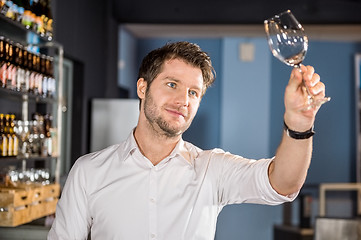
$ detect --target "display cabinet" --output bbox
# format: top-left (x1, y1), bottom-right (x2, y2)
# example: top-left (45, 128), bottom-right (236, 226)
top-left (0, 9), bottom-right (64, 229)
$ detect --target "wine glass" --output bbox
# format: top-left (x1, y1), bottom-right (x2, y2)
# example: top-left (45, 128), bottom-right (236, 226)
top-left (264, 10), bottom-right (330, 110)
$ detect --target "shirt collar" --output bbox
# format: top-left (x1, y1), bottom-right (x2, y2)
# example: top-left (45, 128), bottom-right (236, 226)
top-left (117, 130), bottom-right (138, 161)
top-left (118, 130), bottom-right (200, 167)
top-left (161, 137), bottom-right (202, 167)
top-left (168, 138), bottom-right (193, 166)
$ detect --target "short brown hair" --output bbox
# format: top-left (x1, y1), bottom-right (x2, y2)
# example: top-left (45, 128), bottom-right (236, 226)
top-left (138, 41), bottom-right (216, 95)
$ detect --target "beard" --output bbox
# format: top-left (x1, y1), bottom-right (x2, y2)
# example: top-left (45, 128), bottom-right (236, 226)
top-left (143, 90), bottom-right (193, 138)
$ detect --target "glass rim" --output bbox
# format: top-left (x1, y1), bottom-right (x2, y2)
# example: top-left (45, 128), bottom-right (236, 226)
top-left (264, 9), bottom-right (293, 24)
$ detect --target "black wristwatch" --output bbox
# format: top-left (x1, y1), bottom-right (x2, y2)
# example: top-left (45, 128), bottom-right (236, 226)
top-left (283, 121), bottom-right (315, 139)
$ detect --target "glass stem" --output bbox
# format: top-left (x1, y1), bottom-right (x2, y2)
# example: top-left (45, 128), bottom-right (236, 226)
top-left (295, 64), bottom-right (313, 104)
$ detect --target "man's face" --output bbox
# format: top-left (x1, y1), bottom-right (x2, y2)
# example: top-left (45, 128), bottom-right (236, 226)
top-left (140, 58), bottom-right (204, 138)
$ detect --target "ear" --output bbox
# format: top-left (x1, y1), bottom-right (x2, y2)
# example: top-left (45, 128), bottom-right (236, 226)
top-left (137, 78), bottom-right (147, 99)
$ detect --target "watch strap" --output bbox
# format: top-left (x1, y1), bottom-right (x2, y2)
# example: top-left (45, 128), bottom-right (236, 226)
top-left (284, 121), bottom-right (315, 139)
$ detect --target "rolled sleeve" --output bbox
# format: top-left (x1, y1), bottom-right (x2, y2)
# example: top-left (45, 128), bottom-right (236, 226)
top-left (212, 150), bottom-right (298, 206)
top-left (257, 158), bottom-right (298, 204)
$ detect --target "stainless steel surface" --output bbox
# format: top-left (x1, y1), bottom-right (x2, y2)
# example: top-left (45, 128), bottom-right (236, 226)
top-left (315, 218), bottom-right (361, 240)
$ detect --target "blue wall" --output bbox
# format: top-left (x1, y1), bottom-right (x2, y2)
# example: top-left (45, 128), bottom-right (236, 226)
top-left (118, 30), bottom-right (361, 239)
top-left (118, 26), bottom-right (138, 98)
top-left (220, 38), bottom-right (272, 158)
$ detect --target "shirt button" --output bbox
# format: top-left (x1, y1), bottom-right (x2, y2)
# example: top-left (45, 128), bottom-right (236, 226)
top-left (150, 198), bottom-right (156, 203)
top-left (151, 233), bottom-right (156, 238)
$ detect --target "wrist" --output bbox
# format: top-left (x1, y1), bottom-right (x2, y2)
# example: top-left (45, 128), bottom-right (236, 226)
top-left (284, 112), bottom-right (314, 132)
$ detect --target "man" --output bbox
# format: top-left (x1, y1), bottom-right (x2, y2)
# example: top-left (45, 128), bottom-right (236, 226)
top-left (48, 41), bottom-right (326, 239)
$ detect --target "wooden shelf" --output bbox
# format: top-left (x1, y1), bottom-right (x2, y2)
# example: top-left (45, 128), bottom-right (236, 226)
top-left (0, 156), bottom-right (57, 163)
top-left (0, 87), bottom-right (56, 104)
top-left (0, 14), bottom-right (52, 44)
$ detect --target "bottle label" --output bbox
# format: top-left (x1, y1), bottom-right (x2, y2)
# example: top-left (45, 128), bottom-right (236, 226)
top-left (7, 135), bottom-right (13, 156)
top-left (1, 135), bottom-right (7, 156)
top-left (42, 77), bottom-right (48, 97)
top-left (29, 71), bottom-right (36, 92)
top-left (13, 135), bottom-right (18, 156)
top-left (0, 63), bottom-right (6, 87)
top-left (25, 70), bottom-right (30, 91)
top-left (11, 65), bottom-right (16, 89)
top-left (6, 64), bottom-right (13, 89)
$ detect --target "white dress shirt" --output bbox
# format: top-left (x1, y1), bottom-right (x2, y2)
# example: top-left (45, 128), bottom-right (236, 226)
top-left (48, 131), bottom-right (297, 240)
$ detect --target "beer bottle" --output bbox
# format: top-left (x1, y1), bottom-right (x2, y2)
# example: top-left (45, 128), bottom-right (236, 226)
top-left (40, 54), bottom-right (47, 97)
top-left (5, 40), bottom-right (15, 90)
top-left (4, 114), bottom-right (13, 156)
top-left (28, 51), bottom-right (35, 93)
top-left (35, 53), bottom-right (42, 95)
top-left (22, 48), bottom-right (30, 92)
top-left (0, 0), bottom-right (5, 11)
top-left (0, 36), bottom-right (7, 88)
top-left (4, 1), bottom-right (15, 21)
top-left (15, 43), bottom-right (25, 92)
top-left (48, 56), bottom-right (55, 98)
top-left (44, 0), bottom-right (53, 40)
top-left (16, 0), bottom-right (25, 23)
top-left (10, 114), bottom-right (18, 156)
top-left (0, 36), bottom-right (5, 61)
top-left (14, 43), bottom-right (23, 92)
top-left (22, 9), bottom-right (33, 29)
top-left (33, 53), bottom-right (39, 95)
top-left (45, 55), bottom-right (54, 98)
top-left (0, 114), bottom-right (8, 157)
top-left (44, 113), bottom-right (52, 156)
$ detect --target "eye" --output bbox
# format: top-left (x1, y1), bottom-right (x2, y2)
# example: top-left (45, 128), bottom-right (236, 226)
top-left (189, 90), bottom-right (199, 97)
top-left (167, 82), bottom-right (176, 88)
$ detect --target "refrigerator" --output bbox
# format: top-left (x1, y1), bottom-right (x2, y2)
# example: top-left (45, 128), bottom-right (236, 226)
top-left (90, 99), bottom-right (139, 152)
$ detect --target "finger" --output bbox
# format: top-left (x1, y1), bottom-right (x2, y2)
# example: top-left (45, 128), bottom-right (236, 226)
top-left (300, 64), bottom-right (308, 74)
top-left (310, 81), bottom-right (326, 96)
top-left (307, 73), bottom-right (320, 88)
top-left (287, 67), bottom-right (303, 91)
top-left (302, 65), bottom-right (315, 82)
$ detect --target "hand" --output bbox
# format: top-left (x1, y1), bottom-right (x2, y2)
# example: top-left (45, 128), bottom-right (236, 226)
top-left (284, 65), bottom-right (326, 132)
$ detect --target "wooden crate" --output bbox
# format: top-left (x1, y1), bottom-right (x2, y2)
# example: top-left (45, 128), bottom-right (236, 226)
top-left (0, 187), bottom-right (33, 227)
top-left (0, 188), bottom-right (34, 207)
top-left (0, 183), bottom-right (61, 227)
top-left (29, 198), bottom-right (58, 220)
top-left (0, 205), bottom-right (30, 227)
top-left (29, 185), bottom-right (43, 203)
top-left (42, 183), bottom-right (60, 200)
top-left (29, 201), bottom-right (44, 220)
top-left (16, 183), bottom-right (60, 201)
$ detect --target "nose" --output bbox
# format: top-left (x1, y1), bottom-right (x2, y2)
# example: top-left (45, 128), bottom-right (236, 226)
top-left (175, 89), bottom-right (189, 107)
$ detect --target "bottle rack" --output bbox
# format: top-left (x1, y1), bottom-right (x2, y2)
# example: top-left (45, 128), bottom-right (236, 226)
top-left (0, 11), bottom-right (64, 184)
top-left (0, 2), bottom-right (63, 230)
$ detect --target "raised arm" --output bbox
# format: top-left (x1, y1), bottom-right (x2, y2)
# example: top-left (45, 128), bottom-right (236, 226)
top-left (268, 65), bottom-right (326, 196)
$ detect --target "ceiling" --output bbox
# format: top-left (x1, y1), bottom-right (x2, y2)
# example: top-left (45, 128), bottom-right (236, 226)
top-left (121, 23), bottom-right (361, 41)
top-left (113, 0), bottom-right (361, 24)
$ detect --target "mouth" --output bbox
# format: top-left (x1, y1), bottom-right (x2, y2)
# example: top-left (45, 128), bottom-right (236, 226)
top-left (166, 108), bottom-right (186, 118)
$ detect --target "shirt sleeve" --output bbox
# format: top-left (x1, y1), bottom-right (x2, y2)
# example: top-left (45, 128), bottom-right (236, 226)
top-left (47, 157), bottom-right (92, 240)
top-left (211, 149), bottom-right (298, 206)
